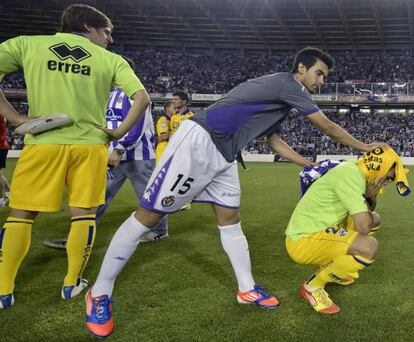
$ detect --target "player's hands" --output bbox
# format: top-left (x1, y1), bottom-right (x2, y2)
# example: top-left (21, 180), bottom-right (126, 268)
top-left (14, 115), bottom-right (33, 127)
top-left (365, 177), bottom-right (384, 199)
top-left (108, 150), bottom-right (122, 167)
top-left (96, 126), bottom-right (125, 140)
top-left (363, 141), bottom-right (391, 152)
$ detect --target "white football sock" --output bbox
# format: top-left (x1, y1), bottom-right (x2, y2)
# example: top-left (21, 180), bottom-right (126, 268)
top-left (92, 212), bottom-right (150, 297)
top-left (218, 222), bottom-right (255, 292)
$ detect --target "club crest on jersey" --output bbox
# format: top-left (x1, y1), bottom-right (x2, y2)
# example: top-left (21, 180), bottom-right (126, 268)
top-left (47, 43), bottom-right (92, 75)
top-left (161, 196), bottom-right (175, 207)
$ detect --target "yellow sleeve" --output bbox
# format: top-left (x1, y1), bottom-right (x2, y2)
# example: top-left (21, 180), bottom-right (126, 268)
top-left (156, 116), bottom-right (170, 136)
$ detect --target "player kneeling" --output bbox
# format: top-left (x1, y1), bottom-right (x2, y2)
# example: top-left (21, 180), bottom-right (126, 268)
top-left (285, 147), bottom-right (410, 314)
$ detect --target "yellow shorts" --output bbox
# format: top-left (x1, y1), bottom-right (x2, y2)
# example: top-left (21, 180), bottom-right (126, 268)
top-left (286, 220), bottom-right (359, 266)
top-left (10, 144), bottom-right (108, 212)
top-left (155, 141), bottom-right (168, 165)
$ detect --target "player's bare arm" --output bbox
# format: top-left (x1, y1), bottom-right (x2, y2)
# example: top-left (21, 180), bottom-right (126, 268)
top-left (98, 89), bottom-right (150, 140)
top-left (306, 111), bottom-right (390, 152)
top-left (267, 132), bottom-right (315, 167)
top-left (0, 90), bottom-right (30, 126)
top-left (351, 212), bottom-right (373, 235)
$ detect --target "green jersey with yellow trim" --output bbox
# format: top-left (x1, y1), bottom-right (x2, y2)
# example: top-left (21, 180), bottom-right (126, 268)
top-left (286, 161), bottom-right (368, 240)
top-left (0, 33), bottom-right (144, 144)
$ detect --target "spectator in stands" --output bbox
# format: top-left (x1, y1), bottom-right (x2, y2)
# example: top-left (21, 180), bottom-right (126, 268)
top-left (4, 51), bottom-right (414, 94)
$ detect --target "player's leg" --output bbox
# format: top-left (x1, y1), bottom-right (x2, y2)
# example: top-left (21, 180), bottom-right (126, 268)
top-left (303, 234), bottom-right (377, 312)
top-left (193, 160), bottom-right (278, 309)
top-left (212, 205), bottom-right (278, 309)
top-left (85, 120), bottom-right (229, 337)
top-left (95, 164), bottom-right (128, 224)
top-left (287, 228), bottom-right (376, 314)
top-left (63, 145), bottom-right (107, 299)
top-left (89, 121), bottom-right (212, 300)
top-left (125, 159), bottom-right (169, 241)
top-left (0, 209), bottom-right (37, 309)
top-left (1, 144), bottom-right (67, 308)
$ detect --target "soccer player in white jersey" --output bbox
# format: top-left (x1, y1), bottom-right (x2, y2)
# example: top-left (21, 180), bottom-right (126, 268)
top-left (85, 47), bottom-right (388, 338)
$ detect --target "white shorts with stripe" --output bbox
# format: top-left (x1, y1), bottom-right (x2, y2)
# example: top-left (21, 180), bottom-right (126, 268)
top-left (140, 120), bottom-right (240, 214)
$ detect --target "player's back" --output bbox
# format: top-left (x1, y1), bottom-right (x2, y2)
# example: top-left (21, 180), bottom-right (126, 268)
top-left (0, 33), bottom-right (139, 145)
top-left (286, 161), bottom-right (366, 240)
top-left (192, 72), bottom-right (318, 162)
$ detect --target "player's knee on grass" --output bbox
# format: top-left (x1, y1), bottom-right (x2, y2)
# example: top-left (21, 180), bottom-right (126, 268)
top-left (348, 235), bottom-right (378, 259)
top-left (135, 207), bottom-right (165, 228)
top-left (371, 211), bottom-right (380, 228)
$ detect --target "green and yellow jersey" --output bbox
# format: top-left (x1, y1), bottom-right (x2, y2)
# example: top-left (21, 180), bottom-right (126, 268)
top-left (0, 33), bottom-right (144, 145)
top-left (286, 161), bottom-right (368, 240)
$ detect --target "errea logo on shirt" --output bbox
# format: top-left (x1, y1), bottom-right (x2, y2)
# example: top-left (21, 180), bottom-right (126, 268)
top-left (47, 43), bottom-right (92, 75)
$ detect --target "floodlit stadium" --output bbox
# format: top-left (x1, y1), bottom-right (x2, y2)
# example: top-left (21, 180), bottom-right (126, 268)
top-left (0, 0), bottom-right (414, 341)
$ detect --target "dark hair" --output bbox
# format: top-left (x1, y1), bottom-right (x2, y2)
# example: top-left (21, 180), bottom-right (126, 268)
top-left (60, 4), bottom-right (113, 33)
top-left (291, 47), bottom-right (335, 73)
top-left (122, 56), bottom-right (135, 72)
top-left (172, 90), bottom-right (189, 103)
top-left (163, 100), bottom-right (174, 111)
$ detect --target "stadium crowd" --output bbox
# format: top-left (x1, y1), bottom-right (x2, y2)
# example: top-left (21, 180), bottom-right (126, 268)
top-left (4, 102), bottom-right (413, 157)
top-left (2, 51), bottom-right (414, 157)
top-left (246, 110), bottom-right (414, 157)
top-left (2, 51), bottom-right (414, 94)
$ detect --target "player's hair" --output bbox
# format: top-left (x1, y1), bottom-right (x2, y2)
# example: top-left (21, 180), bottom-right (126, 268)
top-left (60, 4), bottom-right (113, 33)
top-left (122, 56), bottom-right (136, 72)
top-left (291, 47), bottom-right (335, 73)
top-left (163, 100), bottom-right (174, 111)
top-left (172, 90), bottom-right (189, 103)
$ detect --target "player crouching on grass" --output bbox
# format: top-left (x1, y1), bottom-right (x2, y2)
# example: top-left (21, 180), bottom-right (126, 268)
top-left (285, 147), bottom-right (410, 314)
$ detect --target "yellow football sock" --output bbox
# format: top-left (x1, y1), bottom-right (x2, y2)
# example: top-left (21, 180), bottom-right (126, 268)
top-left (307, 255), bottom-right (374, 289)
top-left (64, 215), bottom-right (96, 286)
top-left (0, 217), bottom-right (33, 294)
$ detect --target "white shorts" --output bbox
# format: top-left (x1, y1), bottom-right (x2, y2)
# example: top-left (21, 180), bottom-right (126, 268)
top-left (140, 120), bottom-right (240, 214)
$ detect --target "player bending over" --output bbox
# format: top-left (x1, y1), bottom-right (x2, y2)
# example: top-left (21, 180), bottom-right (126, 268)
top-left (85, 47), bottom-right (388, 338)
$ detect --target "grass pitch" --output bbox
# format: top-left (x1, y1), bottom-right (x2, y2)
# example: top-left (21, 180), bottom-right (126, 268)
top-left (1, 160), bottom-right (414, 341)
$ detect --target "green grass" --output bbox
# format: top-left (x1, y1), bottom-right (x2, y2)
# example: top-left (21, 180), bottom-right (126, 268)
top-left (1, 160), bottom-right (414, 341)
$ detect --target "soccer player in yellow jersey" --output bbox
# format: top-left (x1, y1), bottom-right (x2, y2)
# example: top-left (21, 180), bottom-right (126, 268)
top-left (286, 147), bottom-right (410, 314)
top-left (0, 4), bottom-right (149, 309)
top-left (155, 100), bottom-right (175, 164)
top-left (169, 90), bottom-right (194, 136)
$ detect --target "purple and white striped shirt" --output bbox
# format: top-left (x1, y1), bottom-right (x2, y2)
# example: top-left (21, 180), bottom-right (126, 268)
top-left (106, 88), bottom-right (155, 161)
